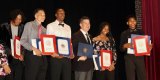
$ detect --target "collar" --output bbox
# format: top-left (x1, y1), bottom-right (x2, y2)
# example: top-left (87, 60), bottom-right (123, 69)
top-left (80, 29), bottom-right (88, 35)
top-left (55, 20), bottom-right (65, 25)
top-left (33, 20), bottom-right (41, 27)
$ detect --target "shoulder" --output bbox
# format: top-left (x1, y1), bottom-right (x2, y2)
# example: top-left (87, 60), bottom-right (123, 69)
top-left (121, 29), bottom-right (129, 35)
top-left (92, 36), bottom-right (101, 42)
top-left (23, 21), bottom-right (34, 29)
top-left (47, 21), bottom-right (56, 26)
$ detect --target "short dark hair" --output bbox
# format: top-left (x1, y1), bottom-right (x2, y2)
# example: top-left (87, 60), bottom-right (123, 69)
top-left (79, 16), bottom-right (90, 23)
top-left (9, 9), bottom-right (25, 22)
top-left (126, 15), bottom-right (137, 22)
top-left (99, 21), bottom-right (111, 34)
top-left (33, 8), bottom-right (45, 15)
top-left (55, 8), bottom-right (65, 14)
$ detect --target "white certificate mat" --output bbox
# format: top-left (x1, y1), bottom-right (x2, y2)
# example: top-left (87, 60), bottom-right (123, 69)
top-left (10, 39), bottom-right (14, 56)
top-left (43, 38), bottom-right (54, 52)
top-left (135, 39), bottom-right (147, 53)
top-left (57, 39), bottom-right (69, 55)
top-left (102, 52), bottom-right (111, 67)
top-left (31, 39), bottom-right (37, 55)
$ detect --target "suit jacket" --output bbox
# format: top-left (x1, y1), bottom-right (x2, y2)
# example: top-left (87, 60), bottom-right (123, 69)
top-left (0, 22), bottom-right (24, 57)
top-left (72, 30), bottom-right (94, 71)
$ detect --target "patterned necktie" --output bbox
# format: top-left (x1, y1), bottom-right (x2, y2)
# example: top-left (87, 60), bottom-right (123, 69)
top-left (38, 25), bottom-right (42, 38)
top-left (85, 33), bottom-right (91, 44)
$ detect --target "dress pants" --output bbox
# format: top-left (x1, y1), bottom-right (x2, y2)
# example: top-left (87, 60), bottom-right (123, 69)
top-left (75, 69), bottom-right (93, 80)
top-left (24, 50), bottom-right (48, 80)
top-left (50, 57), bottom-right (71, 80)
top-left (124, 54), bottom-right (146, 80)
top-left (10, 59), bottom-right (24, 80)
top-left (93, 70), bottom-right (115, 80)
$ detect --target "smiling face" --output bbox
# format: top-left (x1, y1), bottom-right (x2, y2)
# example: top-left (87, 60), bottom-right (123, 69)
top-left (11, 14), bottom-right (22, 26)
top-left (55, 9), bottom-right (65, 22)
top-left (80, 19), bottom-right (90, 32)
top-left (101, 25), bottom-right (109, 35)
top-left (127, 17), bottom-right (137, 29)
top-left (35, 10), bottom-right (46, 23)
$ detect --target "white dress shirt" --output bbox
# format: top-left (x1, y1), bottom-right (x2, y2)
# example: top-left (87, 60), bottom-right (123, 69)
top-left (46, 20), bottom-right (71, 38)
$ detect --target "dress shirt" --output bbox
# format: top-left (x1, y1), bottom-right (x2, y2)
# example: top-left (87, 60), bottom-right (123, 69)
top-left (20, 20), bottom-right (46, 51)
top-left (46, 20), bottom-right (71, 38)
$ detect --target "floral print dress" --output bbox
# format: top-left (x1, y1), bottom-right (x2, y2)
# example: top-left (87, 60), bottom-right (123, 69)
top-left (0, 44), bottom-right (8, 76)
top-left (93, 40), bottom-right (117, 63)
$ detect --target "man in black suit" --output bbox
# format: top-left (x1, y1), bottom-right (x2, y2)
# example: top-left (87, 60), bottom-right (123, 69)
top-left (0, 9), bottom-right (25, 80)
top-left (72, 16), bottom-right (94, 80)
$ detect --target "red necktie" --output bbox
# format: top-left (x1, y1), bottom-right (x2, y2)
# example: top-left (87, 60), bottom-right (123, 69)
top-left (38, 25), bottom-right (42, 38)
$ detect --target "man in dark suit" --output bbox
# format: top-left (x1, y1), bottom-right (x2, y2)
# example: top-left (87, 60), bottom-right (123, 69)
top-left (0, 9), bottom-right (25, 80)
top-left (72, 16), bottom-right (94, 80)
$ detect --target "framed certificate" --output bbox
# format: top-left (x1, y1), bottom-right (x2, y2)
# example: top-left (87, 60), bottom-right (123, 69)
top-left (133, 36), bottom-right (150, 56)
top-left (31, 39), bottom-right (42, 55)
top-left (131, 34), bottom-right (151, 45)
top-left (41, 35), bottom-right (57, 55)
top-left (127, 38), bottom-right (134, 54)
top-left (100, 50), bottom-right (112, 69)
top-left (56, 37), bottom-right (71, 57)
top-left (77, 43), bottom-right (93, 58)
top-left (10, 36), bottom-right (21, 58)
top-left (92, 55), bottom-right (101, 70)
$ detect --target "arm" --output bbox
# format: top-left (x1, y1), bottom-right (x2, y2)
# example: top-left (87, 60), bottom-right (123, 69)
top-left (20, 22), bottom-right (33, 51)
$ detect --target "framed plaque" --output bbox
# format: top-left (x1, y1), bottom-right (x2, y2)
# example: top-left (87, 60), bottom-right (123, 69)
top-left (100, 50), bottom-right (112, 69)
top-left (41, 35), bottom-right (57, 55)
top-left (31, 39), bottom-right (41, 55)
top-left (56, 37), bottom-right (71, 57)
top-left (133, 36), bottom-right (150, 56)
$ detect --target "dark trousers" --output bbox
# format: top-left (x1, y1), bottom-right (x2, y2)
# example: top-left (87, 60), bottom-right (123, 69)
top-left (24, 50), bottom-right (48, 80)
top-left (50, 57), bottom-right (71, 80)
top-left (93, 70), bottom-right (115, 80)
top-left (10, 59), bottom-right (24, 80)
top-left (75, 69), bottom-right (93, 80)
top-left (124, 55), bottom-right (146, 80)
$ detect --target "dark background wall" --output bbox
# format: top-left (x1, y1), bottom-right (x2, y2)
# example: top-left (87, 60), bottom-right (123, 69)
top-left (0, 0), bottom-right (135, 80)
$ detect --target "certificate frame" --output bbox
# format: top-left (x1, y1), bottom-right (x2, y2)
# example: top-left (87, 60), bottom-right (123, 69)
top-left (92, 55), bottom-right (101, 70)
top-left (133, 36), bottom-right (150, 56)
top-left (56, 37), bottom-right (71, 57)
top-left (14, 36), bottom-right (21, 58)
top-left (41, 35), bottom-right (57, 55)
top-left (77, 42), bottom-right (93, 58)
top-left (100, 50), bottom-right (112, 69)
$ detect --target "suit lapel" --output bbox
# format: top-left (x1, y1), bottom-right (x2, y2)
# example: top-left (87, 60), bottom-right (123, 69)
top-left (6, 23), bottom-right (12, 39)
top-left (78, 30), bottom-right (89, 44)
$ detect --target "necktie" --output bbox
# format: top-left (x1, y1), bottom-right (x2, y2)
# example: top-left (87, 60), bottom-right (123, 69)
top-left (58, 23), bottom-right (64, 27)
top-left (38, 25), bottom-right (42, 38)
top-left (86, 34), bottom-right (91, 44)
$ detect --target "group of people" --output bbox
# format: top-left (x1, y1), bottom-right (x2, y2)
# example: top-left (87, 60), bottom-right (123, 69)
top-left (0, 8), bottom-right (152, 80)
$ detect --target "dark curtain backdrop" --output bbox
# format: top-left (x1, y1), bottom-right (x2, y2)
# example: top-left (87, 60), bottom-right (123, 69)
top-left (142, 0), bottom-right (160, 80)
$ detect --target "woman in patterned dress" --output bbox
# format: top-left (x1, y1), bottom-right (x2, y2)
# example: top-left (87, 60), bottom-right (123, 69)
top-left (92, 22), bottom-right (117, 80)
